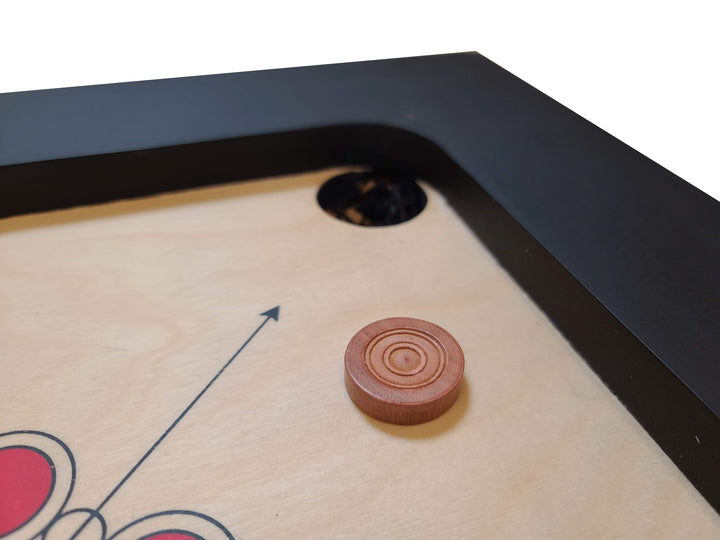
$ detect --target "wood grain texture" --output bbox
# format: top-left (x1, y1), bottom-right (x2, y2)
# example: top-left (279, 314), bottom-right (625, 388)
top-left (1, 168), bottom-right (719, 539)
top-left (344, 317), bottom-right (464, 425)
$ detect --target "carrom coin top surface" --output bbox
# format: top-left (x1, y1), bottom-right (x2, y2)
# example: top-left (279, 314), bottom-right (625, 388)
top-left (344, 317), bottom-right (465, 425)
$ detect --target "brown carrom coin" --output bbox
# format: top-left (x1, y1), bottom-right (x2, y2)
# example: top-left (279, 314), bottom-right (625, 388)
top-left (344, 317), bottom-right (465, 425)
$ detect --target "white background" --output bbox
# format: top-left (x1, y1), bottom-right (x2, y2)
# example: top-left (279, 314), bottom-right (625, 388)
top-left (1, 1), bottom-right (718, 201)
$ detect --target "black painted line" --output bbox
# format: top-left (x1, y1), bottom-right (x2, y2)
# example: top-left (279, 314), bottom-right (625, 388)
top-left (69, 307), bottom-right (279, 540)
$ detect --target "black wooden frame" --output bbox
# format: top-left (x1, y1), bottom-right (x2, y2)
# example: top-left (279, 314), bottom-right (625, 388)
top-left (2, 53), bottom-right (718, 511)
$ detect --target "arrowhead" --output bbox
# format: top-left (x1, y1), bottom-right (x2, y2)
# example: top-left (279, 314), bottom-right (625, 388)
top-left (260, 306), bottom-right (280, 321)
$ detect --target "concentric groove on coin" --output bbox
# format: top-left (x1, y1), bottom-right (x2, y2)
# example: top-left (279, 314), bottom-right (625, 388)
top-left (364, 328), bottom-right (447, 389)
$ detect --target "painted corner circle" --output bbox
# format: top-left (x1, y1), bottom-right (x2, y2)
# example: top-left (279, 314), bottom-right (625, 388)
top-left (0, 431), bottom-right (75, 540)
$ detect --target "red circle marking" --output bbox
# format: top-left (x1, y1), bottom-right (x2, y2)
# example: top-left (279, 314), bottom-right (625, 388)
top-left (144, 534), bottom-right (201, 540)
top-left (0, 446), bottom-right (54, 536)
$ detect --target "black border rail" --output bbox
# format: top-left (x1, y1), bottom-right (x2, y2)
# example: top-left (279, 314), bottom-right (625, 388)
top-left (2, 53), bottom-right (719, 512)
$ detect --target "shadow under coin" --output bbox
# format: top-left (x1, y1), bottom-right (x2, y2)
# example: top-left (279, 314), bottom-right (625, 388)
top-left (364, 378), bottom-right (471, 439)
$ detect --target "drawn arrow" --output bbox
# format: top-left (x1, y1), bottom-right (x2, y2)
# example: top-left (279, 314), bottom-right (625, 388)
top-left (69, 307), bottom-right (280, 539)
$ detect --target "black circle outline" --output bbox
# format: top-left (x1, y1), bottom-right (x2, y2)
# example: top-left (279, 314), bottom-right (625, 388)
top-left (0, 433), bottom-right (234, 540)
top-left (108, 510), bottom-right (234, 540)
top-left (42, 508), bottom-right (107, 540)
top-left (138, 529), bottom-right (203, 540)
top-left (0, 431), bottom-right (75, 539)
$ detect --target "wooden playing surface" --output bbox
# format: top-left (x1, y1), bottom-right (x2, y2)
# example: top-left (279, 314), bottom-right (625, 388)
top-left (1, 168), bottom-right (718, 539)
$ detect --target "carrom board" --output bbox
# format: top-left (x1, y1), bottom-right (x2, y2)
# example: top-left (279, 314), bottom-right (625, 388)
top-left (1, 53), bottom-right (720, 539)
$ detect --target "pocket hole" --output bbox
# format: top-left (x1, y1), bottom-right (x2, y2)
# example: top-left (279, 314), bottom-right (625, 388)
top-left (317, 171), bottom-right (427, 226)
